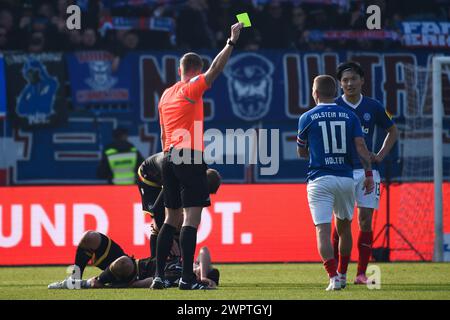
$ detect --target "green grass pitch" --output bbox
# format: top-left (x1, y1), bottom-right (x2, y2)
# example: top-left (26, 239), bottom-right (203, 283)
top-left (0, 263), bottom-right (449, 300)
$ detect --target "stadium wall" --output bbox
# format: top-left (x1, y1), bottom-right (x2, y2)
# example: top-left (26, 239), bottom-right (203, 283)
top-left (1, 184), bottom-right (449, 265)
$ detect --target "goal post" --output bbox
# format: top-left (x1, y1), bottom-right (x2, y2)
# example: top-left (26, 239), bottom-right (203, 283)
top-left (433, 56), bottom-right (449, 262)
top-left (400, 57), bottom-right (449, 262)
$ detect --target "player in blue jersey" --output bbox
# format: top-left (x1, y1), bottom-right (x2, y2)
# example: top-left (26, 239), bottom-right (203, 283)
top-left (297, 75), bottom-right (374, 291)
top-left (334, 62), bottom-right (398, 285)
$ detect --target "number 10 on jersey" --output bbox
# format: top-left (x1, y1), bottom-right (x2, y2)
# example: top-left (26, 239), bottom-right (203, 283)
top-left (318, 121), bottom-right (347, 154)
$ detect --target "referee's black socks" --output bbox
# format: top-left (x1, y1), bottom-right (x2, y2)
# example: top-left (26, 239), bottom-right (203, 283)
top-left (180, 225), bottom-right (197, 282)
top-left (155, 223), bottom-right (176, 278)
top-left (150, 233), bottom-right (158, 258)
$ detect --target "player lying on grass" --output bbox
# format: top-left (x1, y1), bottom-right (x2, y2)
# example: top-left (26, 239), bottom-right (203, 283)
top-left (47, 153), bottom-right (221, 289)
top-left (136, 152), bottom-right (221, 258)
top-left (47, 231), bottom-right (219, 289)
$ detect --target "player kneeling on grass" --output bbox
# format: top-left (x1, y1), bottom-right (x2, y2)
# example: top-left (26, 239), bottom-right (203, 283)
top-left (48, 231), bottom-right (219, 289)
top-left (297, 75), bottom-right (374, 291)
top-left (137, 151), bottom-right (221, 259)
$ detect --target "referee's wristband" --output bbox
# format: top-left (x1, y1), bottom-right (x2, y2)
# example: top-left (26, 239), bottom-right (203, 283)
top-left (365, 170), bottom-right (373, 177)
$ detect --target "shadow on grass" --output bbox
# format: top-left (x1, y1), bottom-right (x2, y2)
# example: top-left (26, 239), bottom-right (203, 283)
top-left (222, 282), bottom-right (450, 292)
top-left (224, 283), bottom-right (325, 289)
top-left (376, 283), bottom-right (450, 292)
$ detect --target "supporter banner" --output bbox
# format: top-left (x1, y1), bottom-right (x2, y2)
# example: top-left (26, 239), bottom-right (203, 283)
top-left (138, 51), bottom-right (447, 123)
top-left (1, 184), bottom-right (448, 265)
top-left (308, 30), bottom-right (399, 41)
top-left (301, 0), bottom-right (348, 7)
top-left (4, 53), bottom-right (67, 128)
top-left (66, 51), bottom-right (136, 111)
top-left (6, 50), bottom-right (450, 184)
top-left (307, 23), bottom-right (450, 48)
top-left (401, 21), bottom-right (450, 48)
top-left (254, 0), bottom-right (349, 8)
top-left (101, 0), bottom-right (157, 8)
top-left (0, 54), bottom-right (6, 118)
top-left (99, 16), bottom-right (174, 35)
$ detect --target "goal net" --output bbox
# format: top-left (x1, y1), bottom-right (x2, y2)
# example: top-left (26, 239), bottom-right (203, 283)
top-left (396, 57), bottom-right (450, 261)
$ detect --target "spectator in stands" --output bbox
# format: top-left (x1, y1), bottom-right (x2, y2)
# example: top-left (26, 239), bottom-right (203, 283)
top-left (83, 0), bottom-right (101, 30)
top-left (0, 8), bottom-right (21, 49)
top-left (386, 13), bottom-right (403, 31)
top-left (44, 0), bottom-right (67, 36)
top-left (309, 8), bottom-right (330, 30)
top-left (30, 16), bottom-right (50, 33)
top-left (208, 0), bottom-right (257, 48)
top-left (176, 0), bottom-right (215, 50)
top-left (259, 0), bottom-right (290, 48)
top-left (27, 31), bottom-right (46, 53)
top-left (0, 26), bottom-right (8, 50)
top-left (0, 0), bottom-right (446, 52)
top-left (208, 0), bottom-right (234, 45)
top-left (56, 0), bottom-right (73, 18)
top-left (143, 4), bottom-right (175, 50)
top-left (37, 1), bottom-right (55, 20)
top-left (0, 8), bottom-right (14, 33)
top-left (348, 2), bottom-right (367, 30)
top-left (108, 30), bottom-right (141, 71)
top-left (288, 6), bottom-right (307, 49)
top-left (18, 5), bottom-right (33, 30)
top-left (122, 31), bottom-right (140, 51)
top-left (441, 4), bottom-right (450, 20)
top-left (65, 29), bottom-right (82, 51)
top-left (81, 28), bottom-right (100, 50)
top-left (242, 30), bottom-right (262, 51)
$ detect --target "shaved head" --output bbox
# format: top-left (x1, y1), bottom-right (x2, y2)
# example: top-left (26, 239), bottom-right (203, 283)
top-left (180, 52), bottom-right (203, 76)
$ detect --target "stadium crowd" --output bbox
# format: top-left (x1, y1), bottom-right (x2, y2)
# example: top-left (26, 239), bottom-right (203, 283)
top-left (0, 0), bottom-right (448, 54)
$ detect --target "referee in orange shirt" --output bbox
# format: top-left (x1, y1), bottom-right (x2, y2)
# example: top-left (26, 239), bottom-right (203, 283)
top-left (151, 22), bottom-right (244, 290)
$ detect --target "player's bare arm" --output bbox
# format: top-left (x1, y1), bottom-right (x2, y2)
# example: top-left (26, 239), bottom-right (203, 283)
top-left (196, 246), bottom-right (216, 288)
top-left (129, 277), bottom-right (154, 288)
top-left (354, 137), bottom-right (372, 171)
top-left (354, 137), bottom-right (374, 194)
top-left (197, 246), bottom-right (212, 280)
top-left (371, 124), bottom-right (398, 163)
top-left (204, 22), bottom-right (244, 87)
top-left (82, 275), bottom-right (150, 289)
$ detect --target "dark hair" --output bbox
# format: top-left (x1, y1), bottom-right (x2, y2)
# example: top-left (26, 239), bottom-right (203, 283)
top-left (207, 268), bottom-right (220, 286)
top-left (336, 61), bottom-right (364, 81)
top-left (313, 75), bottom-right (336, 99)
top-left (113, 127), bottom-right (128, 140)
top-left (206, 168), bottom-right (221, 194)
top-left (180, 52), bottom-right (203, 75)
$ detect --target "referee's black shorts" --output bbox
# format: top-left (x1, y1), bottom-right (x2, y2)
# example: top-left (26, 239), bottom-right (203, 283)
top-left (162, 148), bottom-right (211, 209)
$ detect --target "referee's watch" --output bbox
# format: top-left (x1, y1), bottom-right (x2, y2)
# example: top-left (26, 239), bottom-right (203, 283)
top-left (227, 38), bottom-right (235, 46)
